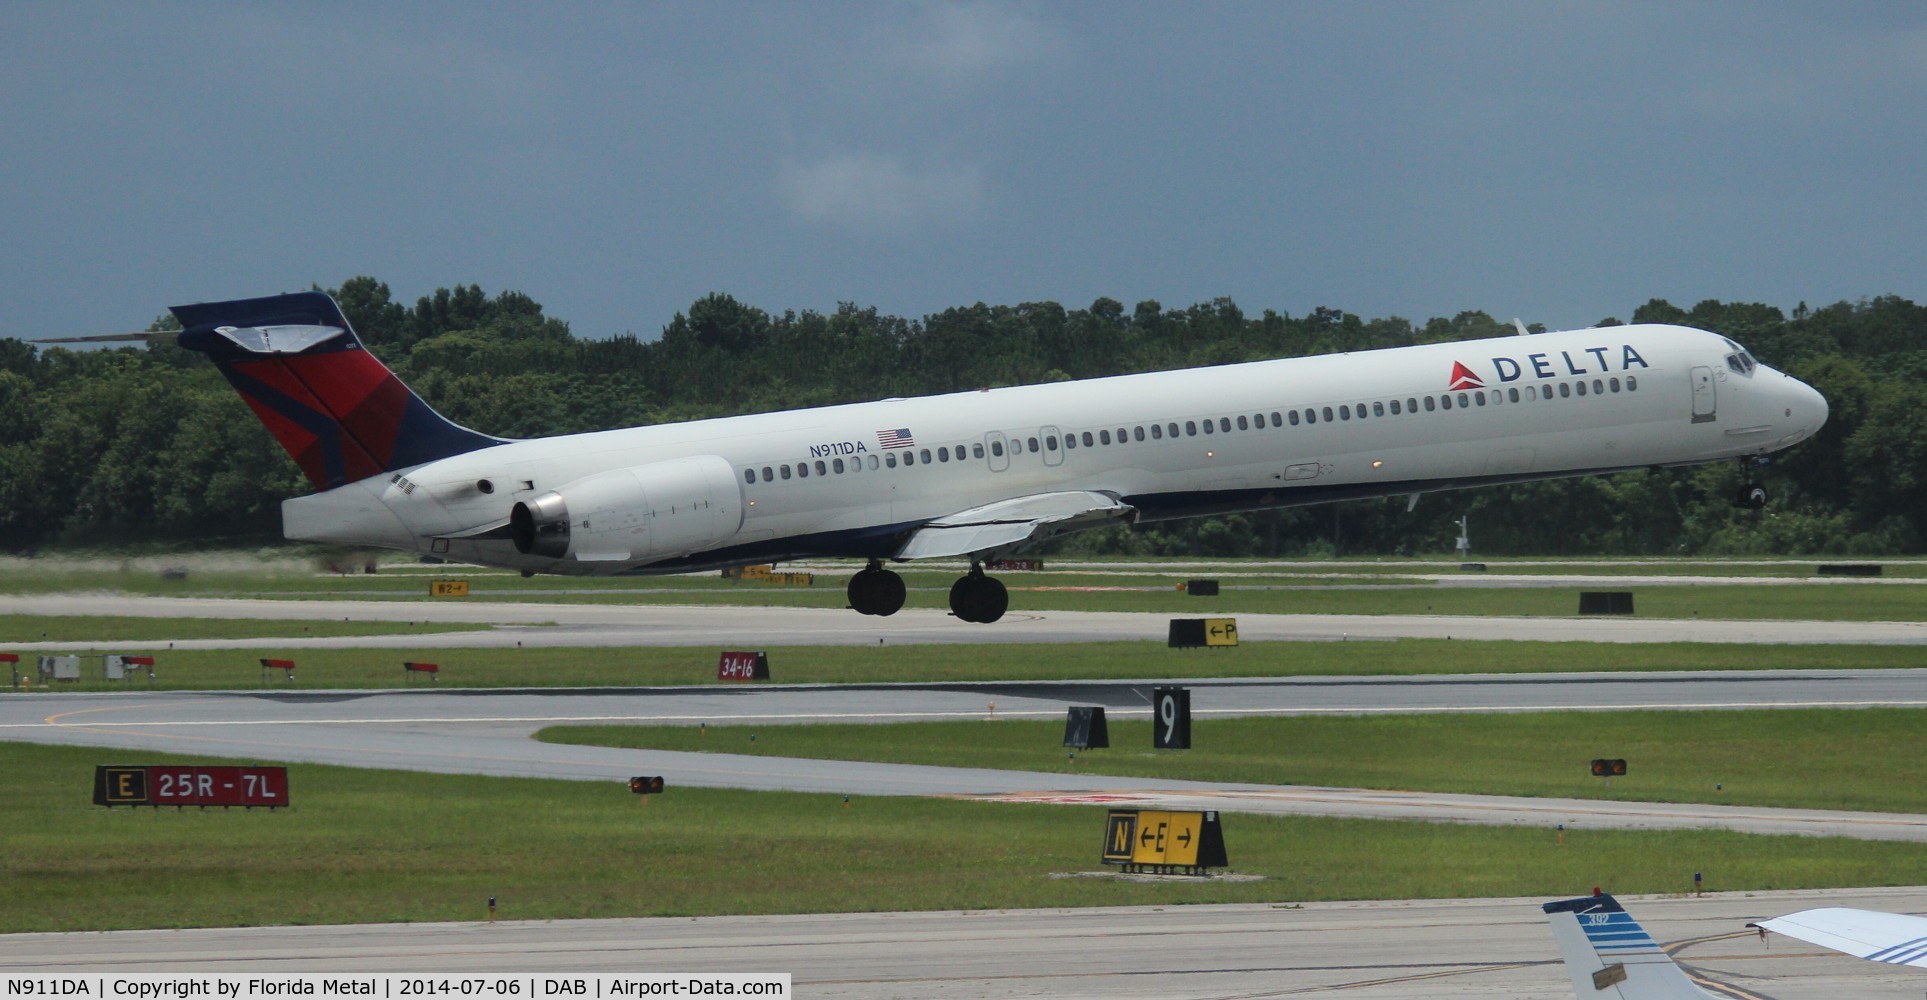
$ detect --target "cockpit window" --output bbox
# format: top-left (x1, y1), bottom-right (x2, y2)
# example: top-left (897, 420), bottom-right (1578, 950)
top-left (1725, 351), bottom-right (1757, 375)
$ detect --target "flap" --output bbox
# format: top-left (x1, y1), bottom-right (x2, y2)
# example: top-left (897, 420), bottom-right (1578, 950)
top-left (895, 491), bottom-right (1135, 560)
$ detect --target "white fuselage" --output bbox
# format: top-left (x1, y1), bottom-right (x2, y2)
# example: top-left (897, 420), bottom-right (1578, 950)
top-left (284, 323), bottom-right (1828, 573)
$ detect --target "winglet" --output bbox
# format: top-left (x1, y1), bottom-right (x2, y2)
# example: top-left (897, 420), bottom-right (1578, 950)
top-left (1543, 893), bottom-right (1708, 998)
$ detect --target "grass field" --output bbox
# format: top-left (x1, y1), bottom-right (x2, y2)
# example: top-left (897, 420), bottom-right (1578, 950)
top-left (6, 638), bottom-right (1923, 692)
top-left (5, 742), bottom-right (1925, 933)
top-left (0, 616), bottom-right (492, 644)
top-left (541, 707), bottom-right (1927, 814)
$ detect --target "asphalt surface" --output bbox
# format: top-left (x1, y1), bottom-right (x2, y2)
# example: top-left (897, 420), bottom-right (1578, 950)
top-left (7, 889), bottom-right (1927, 998)
top-left (7, 595), bottom-right (1927, 647)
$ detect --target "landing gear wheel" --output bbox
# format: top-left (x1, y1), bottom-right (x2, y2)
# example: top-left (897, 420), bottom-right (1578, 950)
top-left (948, 571), bottom-right (1008, 624)
top-left (1733, 484), bottom-right (1769, 510)
top-left (848, 566), bottom-right (906, 616)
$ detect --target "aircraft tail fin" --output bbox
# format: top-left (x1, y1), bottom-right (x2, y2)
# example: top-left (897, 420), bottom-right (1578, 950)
top-left (171, 291), bottom-right (504, 491)
top-left (1543, 893), bottom-right (1710, 999)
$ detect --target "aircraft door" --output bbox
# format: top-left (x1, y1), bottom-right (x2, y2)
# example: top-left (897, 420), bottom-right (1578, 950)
top-left (1040, 425), bottom-right (1065, 467)
top-left (1691, 366), bottom-right (1717, 423)
top-left (985, 431), bottom-right (1010, 473)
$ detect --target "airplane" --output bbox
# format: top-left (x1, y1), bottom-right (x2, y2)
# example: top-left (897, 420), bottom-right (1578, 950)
top-left (162, 291), bottom-right (1827, 623)
top-left (1750, 906), bottom-right (1927, 968)
top-left (1543, 891), bottom-right (1716, 998)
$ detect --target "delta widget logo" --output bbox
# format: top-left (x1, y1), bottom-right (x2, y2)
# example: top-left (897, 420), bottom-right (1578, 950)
top-left (1448, 361), bottom-right (1485, 391)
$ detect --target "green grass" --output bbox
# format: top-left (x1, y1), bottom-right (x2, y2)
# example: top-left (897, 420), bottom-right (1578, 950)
top-left (0, 616), bottom-right (492, 644)
top-left (5, 742), bottom-right (1924, 932)
top-left (7, 639), bottom-right (1924, 692)
top-left (541, 708), bottom-right (1927, 814)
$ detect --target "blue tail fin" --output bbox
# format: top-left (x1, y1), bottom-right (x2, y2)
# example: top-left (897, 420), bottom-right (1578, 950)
top-left (1543, 893), bottom-right (1710, 998)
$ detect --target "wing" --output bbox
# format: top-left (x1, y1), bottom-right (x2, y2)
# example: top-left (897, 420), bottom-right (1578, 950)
top-left (1750, 908), bottom-right (1927, 967)
top-left (894, 491), bottom-right (1136, 560)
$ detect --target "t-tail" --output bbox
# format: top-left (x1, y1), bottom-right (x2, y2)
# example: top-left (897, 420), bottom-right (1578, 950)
top-left (171, 292), bottom-right (504, 491)
top-left (1543, 893), bottom-right (1711, 998)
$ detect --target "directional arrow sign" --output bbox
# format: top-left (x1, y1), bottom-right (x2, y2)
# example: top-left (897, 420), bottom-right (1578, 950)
top-left (1203, 618), bottom-right (1238, 647)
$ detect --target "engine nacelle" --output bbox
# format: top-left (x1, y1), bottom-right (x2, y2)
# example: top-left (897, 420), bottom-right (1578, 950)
top-left (509, 455), bottom-right (744, 564)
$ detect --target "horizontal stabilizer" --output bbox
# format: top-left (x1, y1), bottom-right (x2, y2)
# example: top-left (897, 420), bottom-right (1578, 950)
top-left (1543, 893), bottom-right (1709, 998)
top-left (1750, 907), bottom-right (1927, 967)
top-left (895, 491), bottom-right (1135, 560)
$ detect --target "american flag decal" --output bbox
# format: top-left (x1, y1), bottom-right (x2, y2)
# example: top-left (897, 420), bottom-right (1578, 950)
top-left (876, 428), bottom-right (915, 449)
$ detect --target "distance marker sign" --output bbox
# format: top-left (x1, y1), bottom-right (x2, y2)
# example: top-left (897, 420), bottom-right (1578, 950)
top-left (94, 765), bottom-right (289, 808)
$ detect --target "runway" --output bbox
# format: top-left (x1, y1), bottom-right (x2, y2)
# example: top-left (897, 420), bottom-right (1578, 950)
top-left (6, 889), bottom-right (1926, 998)
top-left (7, 595), bottom-right (1927, 647)
top-left (7, 670), bottom-right (1927, 839)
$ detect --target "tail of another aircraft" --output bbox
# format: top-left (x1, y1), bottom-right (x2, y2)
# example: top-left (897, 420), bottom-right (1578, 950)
top-left (1543, 893), bottom-right (1709, 998)
top-left (172, 291), bottom-right (504, 491)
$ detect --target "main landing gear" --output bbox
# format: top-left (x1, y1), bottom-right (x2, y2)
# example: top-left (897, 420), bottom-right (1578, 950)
top-left (1731, 457), bottom-right (1770, 510)
top-left (949, 563), bottom-right (1008, 624)
top-left (847, 560), bottom-right (906, 616)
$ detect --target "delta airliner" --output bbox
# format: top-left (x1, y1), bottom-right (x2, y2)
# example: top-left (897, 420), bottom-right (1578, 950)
top-left (169, 292), bottom-right (1827, 623)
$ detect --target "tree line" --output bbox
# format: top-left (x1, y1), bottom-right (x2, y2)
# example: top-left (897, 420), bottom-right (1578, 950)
top-left (2, 276), bottom-right (1922, 557)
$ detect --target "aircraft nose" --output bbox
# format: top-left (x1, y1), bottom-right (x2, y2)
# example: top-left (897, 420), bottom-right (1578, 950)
top-left (1785, 375), bottom-right (1828, 439)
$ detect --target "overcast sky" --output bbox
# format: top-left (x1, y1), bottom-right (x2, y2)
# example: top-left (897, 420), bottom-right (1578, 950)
top-left (4, 2), bottom-right (1923, 344)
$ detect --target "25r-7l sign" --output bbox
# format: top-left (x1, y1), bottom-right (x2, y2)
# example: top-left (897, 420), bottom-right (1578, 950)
top-left (93, 765), bottom-right (290, 808)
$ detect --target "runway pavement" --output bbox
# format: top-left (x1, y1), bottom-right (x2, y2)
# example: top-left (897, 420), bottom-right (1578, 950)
top-left (6, 889), bottom-right (1927, 997)
top-left (7, 670), bottom-right (1927, 839)
top-left (7, 594), bottom-right (1927, 647)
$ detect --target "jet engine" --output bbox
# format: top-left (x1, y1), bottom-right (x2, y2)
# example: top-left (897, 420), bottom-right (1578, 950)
top-left (510, 454), bottom-right (743, 564)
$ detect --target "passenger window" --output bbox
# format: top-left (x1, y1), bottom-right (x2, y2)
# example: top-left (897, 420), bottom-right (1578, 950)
top-left (1559, 383), bottom-right (1571, 398)
top-left (1321, 406), bottom-right (1334, 422)
top-left (1099, 429), bottom-right (1112, 445)
top-left (1593, 379), bottom-right (1604, 395)
top-left (1424, 396), bottom-right (1436, 412)
top-left (937, 447), bottom-right (949, 462)
top-left (1065, 435), bottom-right (1077, 450)
top-left (973, 443), bottom-right (985, 458)
top-left (1457, 393), bottom-right (1469, 408)
top-left (1628, 376), bottom-right (1638, 391)
top-left (1045, 436), bottom-right (1058, 451)
top-left (1241, 415), bottom-right (1253, 430)
top-left (834, 458), bottom-right (845, 473)
top-left (1202, 420), bottom-right (1213, 435)
top-left (1134, 426), bottom-right (1145, 441)
top-left (1390, 400), bottom-right (1401, 415)
top-left (1406, 397), bottom-right (1418, 413)
top-left (798, 463), bottom-right (810, 479)
top-left (1576, 381), bottom-right (1587, 396)
top-left (1339, 405), bottom-right (1351, 421)
top-left (1509, 387), bottom-right (1520, 402)
top-left (1082, 431), bottom-right (1094, 447)
top-left (1609, 377), bottom-right (1620, 393)
top-left (1185, 421), bottom-right (1197, 436)
top-left (1373, 401), bottom-right (1385, 417)
top-left (1028, 437), bottom-right (1039, 452)
top-left (1289, 410), bottom-right (1301, 426)
top-left (904, 451), bottom-right (916, 466)
top-left (1441, 395), bottom-right (1453, 411)
top-left (1167, 423), bottom-right (1179, 438)
top-left (1151, 424), bottom-right (1163, 440)
top-left (780, 465), bottom-right (792, 480)
top-left (815, 461), bottom-right (827, 475)
top-left (918, 449), bottom-right (930, 464)
top-left (1474, 391), bottom-right (1486, 406)
top-left (1270, 411), bottom-right (1282, 426)
top-left (744, 469), bottom-right (756, 484)
top-left (867, 455), bottom-right (879, 470)
top-left (991, 441), bottom-right (1004, 457)
top-left (1219, 418), bottom-right (1231, 432)
top-left (886, 453), bottom-right (898, 468)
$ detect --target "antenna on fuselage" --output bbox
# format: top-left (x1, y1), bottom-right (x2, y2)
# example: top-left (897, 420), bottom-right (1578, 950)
top-left (1512, 318), bottom-right (1531, 336)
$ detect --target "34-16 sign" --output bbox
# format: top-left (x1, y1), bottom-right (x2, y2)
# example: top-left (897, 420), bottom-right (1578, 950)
top-left (93, 765), bottom-right (289, 808)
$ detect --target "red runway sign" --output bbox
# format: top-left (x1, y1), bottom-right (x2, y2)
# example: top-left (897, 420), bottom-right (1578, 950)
top-left (94, 765), bottom-right (290, 808)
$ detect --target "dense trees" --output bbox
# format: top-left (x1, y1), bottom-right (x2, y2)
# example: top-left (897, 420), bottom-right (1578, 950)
top-left (3, 279), bottom-right (1921, 556)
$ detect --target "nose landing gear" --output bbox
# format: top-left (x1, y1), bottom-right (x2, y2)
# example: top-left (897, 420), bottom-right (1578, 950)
top-left (1731, 457), bottom-right (1770, 510)
top-left (949, 564), bottom-right (1009, 623)
top-left (847, 559), bottom-right (906, 616)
